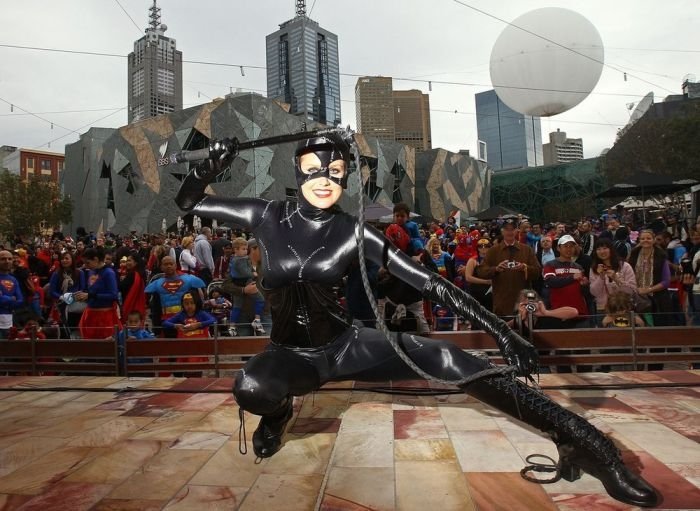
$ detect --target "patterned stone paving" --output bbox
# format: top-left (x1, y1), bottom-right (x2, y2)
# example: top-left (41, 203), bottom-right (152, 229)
top-left (0, 371), bottom-right (698, 510)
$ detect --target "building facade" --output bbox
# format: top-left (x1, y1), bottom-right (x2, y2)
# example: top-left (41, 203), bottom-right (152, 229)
top-left (355, 76), bottom-right (395, 141)
top-left (62, 94), bottom-right (490, 234)
top-left (543, 129), bottom-right (584, 165)
top-left (3, 148), bottom-right (64, 183)
top-left (355, 78), bottom-right (433, 152)
top-left (266, 4), bottom-right (341, 126)
top-left (475, 89), bottom-right (543, 171)
top-left (491, 158), bottom-right (604, 221)
top-left (394, 89), bottom-right (432, 152)
top-left (127, 1), bottom-right (183, 123)
top-left (0, 145), bottom-right (17, 171)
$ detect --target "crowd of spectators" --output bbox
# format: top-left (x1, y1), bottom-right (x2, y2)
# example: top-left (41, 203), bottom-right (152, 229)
top-left (1, 205), bottom-right (699, 350)
top-left (368, 204), bottom-right (700, 333)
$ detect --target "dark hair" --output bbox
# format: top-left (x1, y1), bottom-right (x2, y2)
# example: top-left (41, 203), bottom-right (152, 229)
top-left (591, 237), bottom-right (621, 271)
top-left (614, 226), bottom-right (629, 241)
top-left (58, 251), bottom-right (82, 289)
top-left (126, 251), bottom-right (146, 280)
top-left (14, 309), bottom-right (43, 328)
top-left (181, 291), bottom-right (202, 312)
top-left (83, 246), bottom-right (105, 262)
top-left (393, 202), bottom-right (410, 215)
top-left (127, 310), bottom-right (143, 320)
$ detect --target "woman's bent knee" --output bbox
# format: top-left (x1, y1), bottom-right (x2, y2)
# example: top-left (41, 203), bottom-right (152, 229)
top-left (233, 369), bottom-right (288, 415)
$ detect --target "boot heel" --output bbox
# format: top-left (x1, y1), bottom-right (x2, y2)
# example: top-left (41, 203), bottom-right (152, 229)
top-left (559, 460), bottom-right (582, 482)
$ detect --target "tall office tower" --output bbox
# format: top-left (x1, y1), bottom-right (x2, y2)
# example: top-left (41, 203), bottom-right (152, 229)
top-left (393, 89), bottom-right (432, 152)
top-left (475, 89), bottom-right (542, 171)
top-left (355, 76), bottom-right (395, 141)
top-left (266, 1), bottom-right (341, 126)
top-left (127, 1), bottom-right (183, 124)
top-left (543, 129), bottom-right (584, 165)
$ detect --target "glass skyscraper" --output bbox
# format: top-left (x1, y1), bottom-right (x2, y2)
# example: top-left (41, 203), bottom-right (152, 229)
top-left (475, 89), bottom-right (542, 171)
top-left (266, 10), bottom-right (341, 126)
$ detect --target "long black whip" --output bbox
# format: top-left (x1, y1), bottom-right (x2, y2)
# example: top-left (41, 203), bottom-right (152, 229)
top-left (348, 134), bottom-right (517, 387)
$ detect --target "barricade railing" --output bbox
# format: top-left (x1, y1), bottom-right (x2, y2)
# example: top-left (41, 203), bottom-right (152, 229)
top-left (1, 325), bottom-right (698, 376)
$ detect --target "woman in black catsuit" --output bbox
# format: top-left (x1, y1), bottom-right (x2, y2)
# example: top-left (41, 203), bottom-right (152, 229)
top-left (175, 133), bottom-right (658, 507)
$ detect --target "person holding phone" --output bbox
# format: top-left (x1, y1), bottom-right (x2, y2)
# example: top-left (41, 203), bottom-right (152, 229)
top-left (589, 238), bottom-right (637, 324)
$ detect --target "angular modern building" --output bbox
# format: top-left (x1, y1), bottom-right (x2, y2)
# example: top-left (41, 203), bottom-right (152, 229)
top-left (266, 1), bottom-right (341, 126)
top-left (475, 89), bottom-right (542, 171)
top-left (543, 129), bottom-right (584, 165)
top-left (127, 1), bottom-right (183, 123)
top-left (62, 94), bottom-right (490, 234)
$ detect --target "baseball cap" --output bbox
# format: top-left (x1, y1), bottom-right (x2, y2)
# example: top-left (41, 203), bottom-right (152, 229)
top-left (558, 234), bottom-right (577, 246)
top-left (501, 218), bottom-right (517, 228)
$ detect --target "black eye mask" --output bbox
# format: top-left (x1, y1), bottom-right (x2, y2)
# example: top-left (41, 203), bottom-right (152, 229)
top-left (295, 147), bottom-right (348, 189)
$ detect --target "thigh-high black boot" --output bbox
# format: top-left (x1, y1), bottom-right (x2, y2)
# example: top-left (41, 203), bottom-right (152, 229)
top-left (251, 397), bottom-right (294, 458)
top-left (464, 375), bottom-right (659, 508)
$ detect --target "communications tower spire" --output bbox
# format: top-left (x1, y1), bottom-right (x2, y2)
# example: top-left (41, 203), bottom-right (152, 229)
top-left (148, 0), bottom-right (162, 31)
top-left (295, 0), bottom-right (306, 18)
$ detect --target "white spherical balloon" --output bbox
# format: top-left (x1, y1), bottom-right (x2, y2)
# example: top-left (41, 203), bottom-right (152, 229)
top-left (490, 8), bottom-right (604, 117)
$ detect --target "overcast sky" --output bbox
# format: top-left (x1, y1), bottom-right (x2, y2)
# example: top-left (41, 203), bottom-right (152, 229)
top-left (1, 0), bottom-right (697, 159)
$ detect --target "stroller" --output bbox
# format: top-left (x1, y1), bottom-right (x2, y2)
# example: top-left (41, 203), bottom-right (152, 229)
top-left (205, 279), bottom-right (232, 336)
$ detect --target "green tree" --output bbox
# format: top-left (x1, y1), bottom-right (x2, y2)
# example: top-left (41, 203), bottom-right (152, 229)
top-left (0, 170), bottom-right (73, 239)
top-left (603, 100), bottom-right (700, 181)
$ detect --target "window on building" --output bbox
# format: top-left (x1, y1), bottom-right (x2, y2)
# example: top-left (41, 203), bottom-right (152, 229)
top-left (132, 69), bottom-right (144, 97)
top-left (58, 161), bottom-right (64, 172)
top-left (132, 104), bottom-right (145, 121)
top-left (478, 140), bottom-right (488, 162)
top-left (157, 68), bottom-right (175, 96)
top-left (155, 101), bottom-right (174, 116)
top-left (26, 157), bottom-right (34, 169)
top-left (40, 159), bottom-right (51, 170)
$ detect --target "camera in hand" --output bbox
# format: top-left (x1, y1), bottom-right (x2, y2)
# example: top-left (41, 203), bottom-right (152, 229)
top-left (506, 260), bottom-right (517, 269)
top-left (525, 291), bottom-right (537, 313)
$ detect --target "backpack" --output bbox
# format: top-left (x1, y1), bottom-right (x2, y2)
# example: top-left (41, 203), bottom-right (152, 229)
top-left (613, 240), bottom-right (630, 260)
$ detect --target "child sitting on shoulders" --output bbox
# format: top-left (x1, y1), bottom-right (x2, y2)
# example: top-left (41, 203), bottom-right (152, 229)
top-left (228, 237), bottom-right (265, 336)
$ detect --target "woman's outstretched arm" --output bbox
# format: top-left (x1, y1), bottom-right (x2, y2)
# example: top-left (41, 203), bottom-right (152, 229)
top-left (174, 138), bottom-right (267, 230)
top-left (362, 223), bottom-right (538, 376)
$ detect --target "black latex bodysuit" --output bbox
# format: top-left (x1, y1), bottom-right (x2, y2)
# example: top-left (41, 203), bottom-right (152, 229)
top-left (175, 145), bottom-right (537, 416)
top-left (193, 193), bottom-right (431, 347)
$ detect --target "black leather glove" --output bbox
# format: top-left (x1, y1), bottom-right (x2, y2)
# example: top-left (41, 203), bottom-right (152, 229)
top-left (422, 274), bottom-right (538, 376)
top-left (490, 326), bottom-right (539, 377)
top-left (193, 137), bottom-right (239, 182)
top-left (175, 137), bottom-right (238, 211)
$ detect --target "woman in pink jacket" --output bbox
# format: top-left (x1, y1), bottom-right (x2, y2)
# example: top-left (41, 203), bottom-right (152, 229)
top-left (589, 237), bottom-right (637, 324)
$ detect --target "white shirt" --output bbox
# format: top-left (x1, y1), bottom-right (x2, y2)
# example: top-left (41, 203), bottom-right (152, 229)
top-left (179, 248), bottom-right (197, 273)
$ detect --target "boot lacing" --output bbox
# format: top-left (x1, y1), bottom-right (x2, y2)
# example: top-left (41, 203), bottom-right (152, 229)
top-left (491, 376), bottom-right (623, 467)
